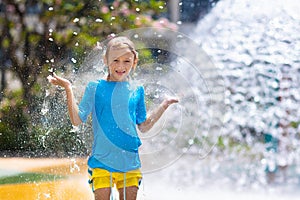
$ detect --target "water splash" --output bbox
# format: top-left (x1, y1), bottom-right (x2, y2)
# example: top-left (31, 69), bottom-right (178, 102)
top-left (70, 158), bottom-right (80, 174)
top-left (175, 0), bottom-right (300, 192)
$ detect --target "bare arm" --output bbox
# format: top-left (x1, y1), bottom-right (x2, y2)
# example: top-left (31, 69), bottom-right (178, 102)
top-left (138, 97), bottom-right (178, 133)
top-left (47, 73), bottom-right (82, 126)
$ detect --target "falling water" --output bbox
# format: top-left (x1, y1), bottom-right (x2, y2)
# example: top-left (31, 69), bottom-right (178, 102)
top-left (158, 0), bottom-right (300, 196)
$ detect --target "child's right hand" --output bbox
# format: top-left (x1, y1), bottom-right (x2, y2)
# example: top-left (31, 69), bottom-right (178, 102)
top-left (47, 73), bottom-right (71, 89)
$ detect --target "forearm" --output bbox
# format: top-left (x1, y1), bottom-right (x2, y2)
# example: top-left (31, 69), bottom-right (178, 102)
top-left (138, 101), bottom-right (169, 133)
top-left (65, 86), bottom-right (82, 126)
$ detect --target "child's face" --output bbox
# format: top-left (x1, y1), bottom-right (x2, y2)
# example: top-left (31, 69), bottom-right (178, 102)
top-left (108, 52), bottom-right (136, 82)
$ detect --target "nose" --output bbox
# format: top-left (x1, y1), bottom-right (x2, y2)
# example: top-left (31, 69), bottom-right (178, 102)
top-left (115, 62), bottom-right (125, 69)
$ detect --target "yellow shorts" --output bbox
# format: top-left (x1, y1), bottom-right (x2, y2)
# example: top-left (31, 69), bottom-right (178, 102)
top-left (88, 168), bottom-right (142, 191)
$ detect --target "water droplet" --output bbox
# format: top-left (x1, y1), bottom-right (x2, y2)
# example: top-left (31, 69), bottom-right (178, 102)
top-left (44, 193), bottom-right (51, 198)
top-left (48, 7), bottom-right (53, 11)
top-left (70, 159), bottom-right (81, 173)
top-left (48, 38), bottom-right (53, 42)
top-left (95, 18), bottom-right (103, 23)
top-left (41, 107), bottom-right (49, 115)
top-left (71, 58), bottom-right (77, 63)
top-left (134, 34), bottom-right (139, 38)
top-left (70, 126), bottom-right (79, 133)
top-left (73, 32), bottom-right (78, 35)
top-left (159, 6), bottom-right (164, 9)
top-left (136, 8), bottom-right (140, 12)
top-left (45, 89), bottom-right (50, 97)
top-left (73, 18), bottom-right (79, 23)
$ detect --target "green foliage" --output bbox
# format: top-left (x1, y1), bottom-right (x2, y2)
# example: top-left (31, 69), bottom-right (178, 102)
top-left (25, 90), bottom-right (90, 157)
top-left (291, 121), bottom-right (300, 129)
top-left (28, 125), bottom-right (89, 157)
top-left (0, 172), bottom-right (65, 185)
top-left (216, 136), bottom-right (226, 150)
top-left (0, 90), bottom-right (29, 151)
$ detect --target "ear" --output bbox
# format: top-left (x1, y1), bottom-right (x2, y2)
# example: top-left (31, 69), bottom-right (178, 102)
top-left (103, 55), bottom-right (108, 66)
top-left (132, 57), bottom-right (138, 70)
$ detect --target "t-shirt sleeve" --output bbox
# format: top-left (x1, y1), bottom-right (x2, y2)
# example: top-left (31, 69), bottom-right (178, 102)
top-left (78, 82), bottom-right (96, 123)
top-left (136, 86), bottom-right (147, 125)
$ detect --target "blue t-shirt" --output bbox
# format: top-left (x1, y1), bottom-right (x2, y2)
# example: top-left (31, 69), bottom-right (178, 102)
top-left (78, 79), bottom-right (147, 172)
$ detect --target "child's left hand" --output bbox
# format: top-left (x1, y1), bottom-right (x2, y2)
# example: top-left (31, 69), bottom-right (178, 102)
top-left (162, 96), bottom-right (179, 109)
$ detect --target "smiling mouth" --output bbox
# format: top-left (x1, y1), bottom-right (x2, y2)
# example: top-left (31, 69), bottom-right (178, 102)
top-left (116, 70), bottom-right (126, 75)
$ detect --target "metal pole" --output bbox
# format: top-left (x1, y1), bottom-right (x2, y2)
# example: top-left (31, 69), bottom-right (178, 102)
top-left (168, 0), bottom-right (180, 23)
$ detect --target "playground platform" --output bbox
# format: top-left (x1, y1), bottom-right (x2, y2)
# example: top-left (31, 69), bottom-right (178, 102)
top-left (0, 157), bottom-right (93, 200)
